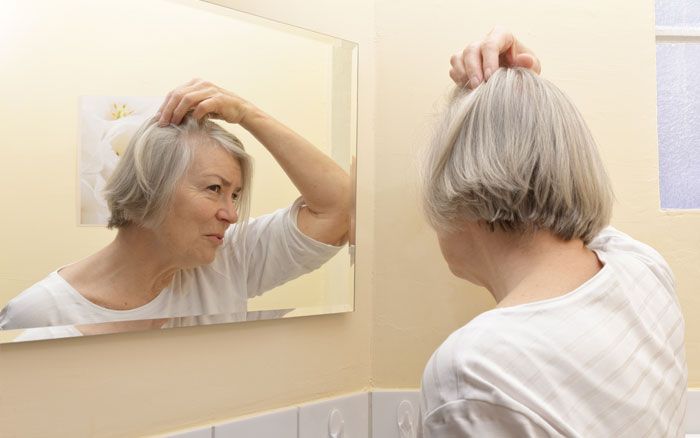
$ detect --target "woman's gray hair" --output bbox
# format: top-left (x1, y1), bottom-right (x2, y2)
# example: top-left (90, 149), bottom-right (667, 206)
top-left (104, 114), bottom-right (253, 232)
top-left (421, 68), bottom-right (612, 244)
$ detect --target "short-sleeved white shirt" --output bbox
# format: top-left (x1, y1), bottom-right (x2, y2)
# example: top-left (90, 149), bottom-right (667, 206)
top-left (420, 227), bottom-right (687, 437)
top-left (0, 198), bottom-right (341, 330)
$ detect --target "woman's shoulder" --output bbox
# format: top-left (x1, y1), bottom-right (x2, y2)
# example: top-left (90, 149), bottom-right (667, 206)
top-left (8, 272), bottom-right (73, 304)
top-left (423, 308), bottom-right (562, 393)
top-left (588, 226), bottom-right (674, 291)
top-left (424, 313), bottom-right (511, 379)
top-left (0, 272), bottom-right (74, 329)
top-left (420, 314), bottom-right (529, 417)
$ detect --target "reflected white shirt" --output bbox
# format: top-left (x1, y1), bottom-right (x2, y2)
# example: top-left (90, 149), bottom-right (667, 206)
top-left (0, 198), bottom-right (341, 329)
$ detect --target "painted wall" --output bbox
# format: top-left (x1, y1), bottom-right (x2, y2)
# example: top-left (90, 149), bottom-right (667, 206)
top-left (0, 0), bottom-right (374, 436)
top-left (371, 0), bottom-right (700, 388)
top-left (1, 0), bottom-right (698, 436)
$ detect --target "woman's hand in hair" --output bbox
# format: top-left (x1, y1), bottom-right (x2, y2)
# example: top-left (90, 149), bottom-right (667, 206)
top-left (449, 26), bottom-right (541, 89)
top-left (156, 79), bottom-right (254, 127)
top-left (158, 80), bottom-right (350, 246)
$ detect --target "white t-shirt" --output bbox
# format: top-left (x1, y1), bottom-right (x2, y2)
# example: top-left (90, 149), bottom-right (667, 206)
top-left (0, 199), bottom-right (341, 330)
top-left (419, 227), bottom-right (687, 438)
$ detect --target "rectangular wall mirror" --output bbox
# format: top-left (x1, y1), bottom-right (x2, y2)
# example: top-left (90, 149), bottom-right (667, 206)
top-left (0, 0), bottom-right (358, 342)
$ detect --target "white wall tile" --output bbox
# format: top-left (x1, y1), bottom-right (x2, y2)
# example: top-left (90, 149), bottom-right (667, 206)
top-left (164, 426), bottom-right (212, 438)
top-left (656, 0), bottom-right (700, 27)
top-left (687, 389), bottom-right (700, 433)
top-left (160, 389), bottom-right (700, 437)
top-left (656, 42), bottom-right (700, 209)
top-left (371, 390), bottom-right (421, 438)
top-left (299, 392), bottom-right (369, 438)
top-left (214, 406), bottom-right (298, 438)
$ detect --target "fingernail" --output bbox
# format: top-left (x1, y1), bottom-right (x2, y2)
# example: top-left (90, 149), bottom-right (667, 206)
top-left (484, 68), bottom-right (492, 79)
top-left (471, 76), bottom-right (481, 87)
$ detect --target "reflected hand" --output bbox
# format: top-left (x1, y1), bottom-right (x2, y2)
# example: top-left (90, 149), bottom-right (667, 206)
top-left (450, 26), bottom-right (541, 89)
top-left (156, 79), bottom-right (253, 126)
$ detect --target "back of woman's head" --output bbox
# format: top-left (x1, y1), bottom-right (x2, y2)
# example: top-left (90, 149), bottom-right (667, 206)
top-left (104, 114), bottom-right (253, 230)
top-left (421, 67), bottom-right (612, 244)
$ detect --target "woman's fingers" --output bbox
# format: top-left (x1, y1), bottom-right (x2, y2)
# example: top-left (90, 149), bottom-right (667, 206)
top-left (191, 96), bottom-right (221, 122)
top-left (451, 43), bottom-right (485, 89)
top-left (156, 91), bottom-right (172, 120)
top-left (481, 27), bottom-right (515, 81)
top-left (156, 79), bottom-right (199, 120)
top-left (449, 53), bottom-right (467, 85)
top-left (157, 79), bottom-right (214, 126)
top-left (463, 43), bottom-right (484, 88)
top-left (514, 52), bottom-right (541, 74)
top-left (169, 87), bottom-right (217, 125)
top-left (451, 27), bottom-right (541, 88)
top-left (158, 84), bottom-right (201, 126)
top-left (157, 79), bottom-right (248, 126)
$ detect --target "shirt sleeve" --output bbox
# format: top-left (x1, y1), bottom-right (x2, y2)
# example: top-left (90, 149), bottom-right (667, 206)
top-left (587, 226), bottom-right (674, 291)
top-left (233, 197), bottom-right (343, 298)
top-left (420, 399), bottom-right (561, 438)
top-left (0, 279), bottom-right (64, 330)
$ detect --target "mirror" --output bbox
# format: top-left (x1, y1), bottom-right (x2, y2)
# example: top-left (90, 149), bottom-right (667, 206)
top-left (0, 0), bottom-right (357, 342)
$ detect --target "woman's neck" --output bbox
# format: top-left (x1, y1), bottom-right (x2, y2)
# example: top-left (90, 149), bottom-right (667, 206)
top-left (59, 226), bottom-right (181, 310)
top-left (471, 229), bottom-right (603, 308)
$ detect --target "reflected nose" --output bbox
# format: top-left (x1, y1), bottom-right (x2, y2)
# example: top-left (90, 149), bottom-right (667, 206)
top-left (216, 200), bottom-right (239, 224)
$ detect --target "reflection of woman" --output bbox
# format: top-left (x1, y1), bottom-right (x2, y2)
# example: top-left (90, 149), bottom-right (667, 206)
top-left (418, 30), bottom-right (686, 436)
top-left (0, 80), bottom-right (350, 329)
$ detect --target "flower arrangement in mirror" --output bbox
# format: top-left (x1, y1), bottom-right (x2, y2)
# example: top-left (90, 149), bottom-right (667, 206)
top-left (79, 96), bottom-right (161, 225)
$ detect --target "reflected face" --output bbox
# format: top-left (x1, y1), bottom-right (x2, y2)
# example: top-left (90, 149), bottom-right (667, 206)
top-left (160, 141), bottom-right (243, 268)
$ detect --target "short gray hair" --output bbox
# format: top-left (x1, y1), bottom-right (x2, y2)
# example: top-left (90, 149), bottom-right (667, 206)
top-left (104, 114), bottom-right (253, 231)
top-left (421, 68), bottom-right (612, 244)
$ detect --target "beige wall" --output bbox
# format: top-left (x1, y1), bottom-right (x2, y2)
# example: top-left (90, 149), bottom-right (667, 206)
top-left (371, 0), bottom-right (700, 388)
top-left (1, 0), bottom-right (698, 436)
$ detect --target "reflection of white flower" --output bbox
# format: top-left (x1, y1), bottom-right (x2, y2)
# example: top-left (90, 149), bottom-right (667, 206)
top-left (111, 103), bottom-right (134, 121)
top-left (79, 96), bottom-right (161, 226)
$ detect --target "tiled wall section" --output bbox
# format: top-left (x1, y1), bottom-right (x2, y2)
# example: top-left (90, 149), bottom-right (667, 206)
top-left (656, 0), bottom-right (700, 29)
top-left (371, 391), bottom-right (421, 438)
top-left (688, 389), bottom-right (700, 436)
top-left (656, 42), bottom-right (700, 209)
top-left (159, 391), bottom-right (418, 438)
top-left (161, 389), bottom-right (699, 438)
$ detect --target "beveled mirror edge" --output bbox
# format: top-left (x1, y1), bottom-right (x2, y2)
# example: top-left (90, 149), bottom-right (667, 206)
top-left (0, 304), bottom-right (354, 343)
top-left (200, 0), bottom-right (360, 48)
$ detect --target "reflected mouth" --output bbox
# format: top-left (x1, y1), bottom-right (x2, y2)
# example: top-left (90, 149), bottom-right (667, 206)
top-left (205, 234), bottom-right (224, 244)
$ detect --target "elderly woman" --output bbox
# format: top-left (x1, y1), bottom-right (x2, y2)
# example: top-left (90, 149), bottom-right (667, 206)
top-left (418, 30), bottom-right (687, 437)
top-left (0, 80), bottom-right (349, 330)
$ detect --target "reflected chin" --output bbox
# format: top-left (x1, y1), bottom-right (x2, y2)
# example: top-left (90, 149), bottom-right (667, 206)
top-left (182, 249), bottom-right (218, 269)
top-left (202, 250), bottom-right (218, 265)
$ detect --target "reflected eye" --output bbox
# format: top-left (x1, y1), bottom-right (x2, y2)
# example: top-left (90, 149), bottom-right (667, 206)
top-left (207, 185), bottom-right (222, 193)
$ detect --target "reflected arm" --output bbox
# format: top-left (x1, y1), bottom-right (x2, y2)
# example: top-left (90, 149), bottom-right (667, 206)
top-left (240, 104), bottom-right (351, 246)
top-left (157, 79), bottom-right (351, 246)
